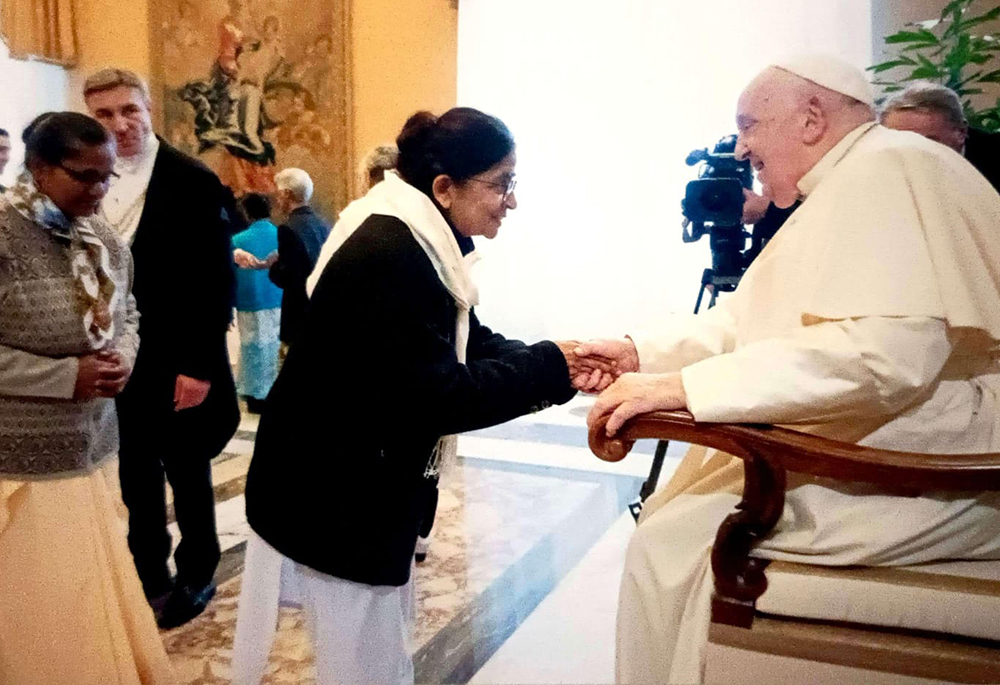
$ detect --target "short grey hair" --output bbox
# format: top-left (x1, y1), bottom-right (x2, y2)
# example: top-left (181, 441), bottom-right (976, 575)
top-left (357, 144), bottom-right (399, 193)
top-left (83, 68), bottom-right (151, 102)
top-left (275, 167), bottom-right (314, 204)
top-left (880, 81), bottom-right (966, 127)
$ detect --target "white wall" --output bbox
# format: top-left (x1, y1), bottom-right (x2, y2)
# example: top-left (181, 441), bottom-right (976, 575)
top-left (0, 35), bottom-right (70, 187)
top-left (458, 0), bottom-right (871, 342)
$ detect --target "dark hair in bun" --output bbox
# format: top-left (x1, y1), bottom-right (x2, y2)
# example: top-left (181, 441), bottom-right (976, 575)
top-left (395, 107), bottom-right (515, 198)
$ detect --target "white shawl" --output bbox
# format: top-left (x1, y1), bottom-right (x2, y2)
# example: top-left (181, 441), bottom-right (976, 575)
top-left (306, 171), bottom-right (480, 477)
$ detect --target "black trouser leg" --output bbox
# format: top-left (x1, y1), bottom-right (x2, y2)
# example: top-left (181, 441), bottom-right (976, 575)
top-left (118, 445), bottom-right (173, 599)
top-left (164, 452), bottom-right (221, 589)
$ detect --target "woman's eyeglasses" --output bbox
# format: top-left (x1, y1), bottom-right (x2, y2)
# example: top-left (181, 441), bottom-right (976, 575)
top-left (468, 176), bottom-right (517, 202)
top-left (58, 163), bottom-right (120, 186)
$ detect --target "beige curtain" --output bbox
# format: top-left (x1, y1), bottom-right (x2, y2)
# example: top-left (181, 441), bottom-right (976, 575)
top-left (1, 0), bottom-right (79, 66)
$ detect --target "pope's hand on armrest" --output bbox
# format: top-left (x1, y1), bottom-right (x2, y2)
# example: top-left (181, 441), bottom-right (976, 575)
top-left (587, 371), bottom-right (688, 437)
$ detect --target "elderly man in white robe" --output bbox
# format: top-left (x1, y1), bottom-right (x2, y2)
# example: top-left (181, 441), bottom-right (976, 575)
top-left (578, 54), bottom-right (1000, 684)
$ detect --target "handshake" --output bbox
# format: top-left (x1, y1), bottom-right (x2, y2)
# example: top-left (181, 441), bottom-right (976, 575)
top-left (555, 337), bottom-right (688, 438)
top-left (553, 338), bottom-right (640, 393)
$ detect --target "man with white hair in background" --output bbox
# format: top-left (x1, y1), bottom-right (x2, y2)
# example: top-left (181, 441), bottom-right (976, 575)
top-left (577, 55), bottom-right (1000, 683)
top-left (267, 168), bottom-right (331, 357)
top-left (880, 80), bottom-right (1000, 193)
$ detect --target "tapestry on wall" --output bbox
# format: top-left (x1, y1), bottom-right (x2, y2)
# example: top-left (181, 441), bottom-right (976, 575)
top-left (151, 0), bottom-right (350, 219)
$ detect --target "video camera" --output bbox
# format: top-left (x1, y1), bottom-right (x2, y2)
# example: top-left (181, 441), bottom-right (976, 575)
top-left (680, 134), bottom-right (761, 313)
top-left (681, 134), bottom-right (754, 284)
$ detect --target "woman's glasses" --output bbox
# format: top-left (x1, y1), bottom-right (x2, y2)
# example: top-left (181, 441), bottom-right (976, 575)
top-left (468, 176), bottom-right (517, 202)
top-left (58, 163), bottom-right (120, 186)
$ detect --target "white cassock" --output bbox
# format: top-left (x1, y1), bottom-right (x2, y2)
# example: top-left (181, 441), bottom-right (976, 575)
top-left (616, 122), bottom-right (1000, 684)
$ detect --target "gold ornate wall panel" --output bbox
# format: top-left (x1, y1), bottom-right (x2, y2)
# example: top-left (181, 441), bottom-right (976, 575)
top-left (150, 0), bottom-right (351, 218)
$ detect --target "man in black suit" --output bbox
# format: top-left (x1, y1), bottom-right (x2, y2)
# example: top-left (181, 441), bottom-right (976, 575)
top-left (84, 68), bottom-right (240, 629)
top-left (267, 168), bottom-right (330, 353)
top-left (880, 80), bottom-right (1000, 194)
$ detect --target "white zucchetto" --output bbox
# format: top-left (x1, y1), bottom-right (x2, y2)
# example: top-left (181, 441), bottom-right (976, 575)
top-left (771, 53), bottom-right (875, 107)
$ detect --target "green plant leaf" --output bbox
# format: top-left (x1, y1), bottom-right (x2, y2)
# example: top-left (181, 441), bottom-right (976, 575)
top-left (917, 53), bottom-right (941, 69)
top-left (874, 0), bottom-right (1000, 131)
top-left (939, 0), bottom-right (967, 23)
top-left (868, 58), bottom-right (919, 73)
top-left (885, 30), bottom-right (940, 45)
top-left (957, 6), bottom-right (1000, 33)
top-left (907, 65), bottom-right (946, 79)
top-left (959, 69), bottom-right (985, 85)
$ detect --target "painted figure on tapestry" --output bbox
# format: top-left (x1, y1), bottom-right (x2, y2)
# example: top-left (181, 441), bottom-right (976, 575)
top-left (155, 0), bottom-right (348, 216)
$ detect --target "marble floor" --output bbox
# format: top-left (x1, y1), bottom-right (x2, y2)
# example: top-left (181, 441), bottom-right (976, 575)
top-left (160, 394), bottom-right (687, 684)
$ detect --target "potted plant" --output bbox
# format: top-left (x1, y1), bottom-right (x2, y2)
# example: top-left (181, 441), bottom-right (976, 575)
top-left (868, 0), bottom-right (1000, 131)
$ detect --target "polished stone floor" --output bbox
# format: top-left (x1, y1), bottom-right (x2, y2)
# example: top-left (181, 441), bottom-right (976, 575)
top-left (160, 394), bottom-right (685, 684)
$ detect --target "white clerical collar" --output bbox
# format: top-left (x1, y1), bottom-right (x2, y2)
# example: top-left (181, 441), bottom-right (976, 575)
top-left (797, 122), bottom-right (878, 198)
top-left (117, 134), bottom-right (159, 175)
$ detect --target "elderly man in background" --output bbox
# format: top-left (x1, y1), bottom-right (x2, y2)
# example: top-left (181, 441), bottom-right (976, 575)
top-left (0, 128), bottom-right (11, 191)
top-left (880, 80), bottom-right (1000, 192)
top-left (267, 167), bottom-right (330, 356)
top-left (578, 55), bottom-right (1000, 683)
top-left (357, 143), bottom-right (399, 196)
top-left (84, 68), bottom-right (240, 629)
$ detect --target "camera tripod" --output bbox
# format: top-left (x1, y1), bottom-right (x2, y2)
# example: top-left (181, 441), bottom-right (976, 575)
top-left (627, 267), bottom-right (740, 522)
top-left (693, 268), bottom-right (741, 315)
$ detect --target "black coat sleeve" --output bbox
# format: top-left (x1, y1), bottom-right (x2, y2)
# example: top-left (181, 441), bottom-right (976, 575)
top-left (173, 171), bottom-right (236, 381)
top-left (307, 219), bottom-right (575, 438)
top-left (269, 224), bottom-right (309, 289)
top-left (466, 309), bottom-right (540, 360)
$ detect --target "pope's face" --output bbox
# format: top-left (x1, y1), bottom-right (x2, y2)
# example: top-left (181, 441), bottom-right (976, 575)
top-left (881, 109), bottom-right (967, 153)
top-left (734, 71), bottom-right (807, 208)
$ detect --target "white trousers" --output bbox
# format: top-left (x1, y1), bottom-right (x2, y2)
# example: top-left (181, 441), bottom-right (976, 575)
top-left (232, 531), bottom-right (415, 685)
top-left (616, 485), bottom-right (1000, 684)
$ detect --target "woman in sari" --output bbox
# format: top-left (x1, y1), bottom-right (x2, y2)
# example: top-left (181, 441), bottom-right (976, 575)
top-left (0, 112), bottom-right (174, 684)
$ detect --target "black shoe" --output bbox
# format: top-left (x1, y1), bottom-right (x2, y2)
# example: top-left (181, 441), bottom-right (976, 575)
top-left (156, 582), bottom-right (216, 630)
top-left (244, 396), bottom-right (266, 414)
top-left (148, 589), bottom-right (173, 619)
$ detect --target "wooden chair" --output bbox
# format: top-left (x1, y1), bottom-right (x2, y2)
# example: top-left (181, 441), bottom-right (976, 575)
top-left (589, 411), bottom-right (1000, 684)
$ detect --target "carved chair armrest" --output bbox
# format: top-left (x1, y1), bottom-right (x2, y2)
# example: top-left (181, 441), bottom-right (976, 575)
top-left (588, 411), bottom-right (1000, 627)
top-left (589, 411), bottom-right (1000, 490)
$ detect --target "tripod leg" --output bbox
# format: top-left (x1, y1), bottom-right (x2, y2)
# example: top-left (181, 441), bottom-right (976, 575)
top-left (694, 282), bottom-right (708, 315)
top-left (629, 439), bottom-right (670, 522)
top-left (641, 440), bottom-right (669, 502)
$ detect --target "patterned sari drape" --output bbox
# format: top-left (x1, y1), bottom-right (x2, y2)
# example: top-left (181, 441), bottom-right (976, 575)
top-left (1, 0), bottom-right (78, 66)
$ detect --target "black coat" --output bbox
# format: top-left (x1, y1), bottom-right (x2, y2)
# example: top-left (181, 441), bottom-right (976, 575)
top-left (965, 127), bottom-right (1000, 195)
top-left (246, 214), bottom-right (576, 586)
top-left (116, 140), bottom-right (239, 459)
top-left (268, 206), bottom-right (330, 345)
